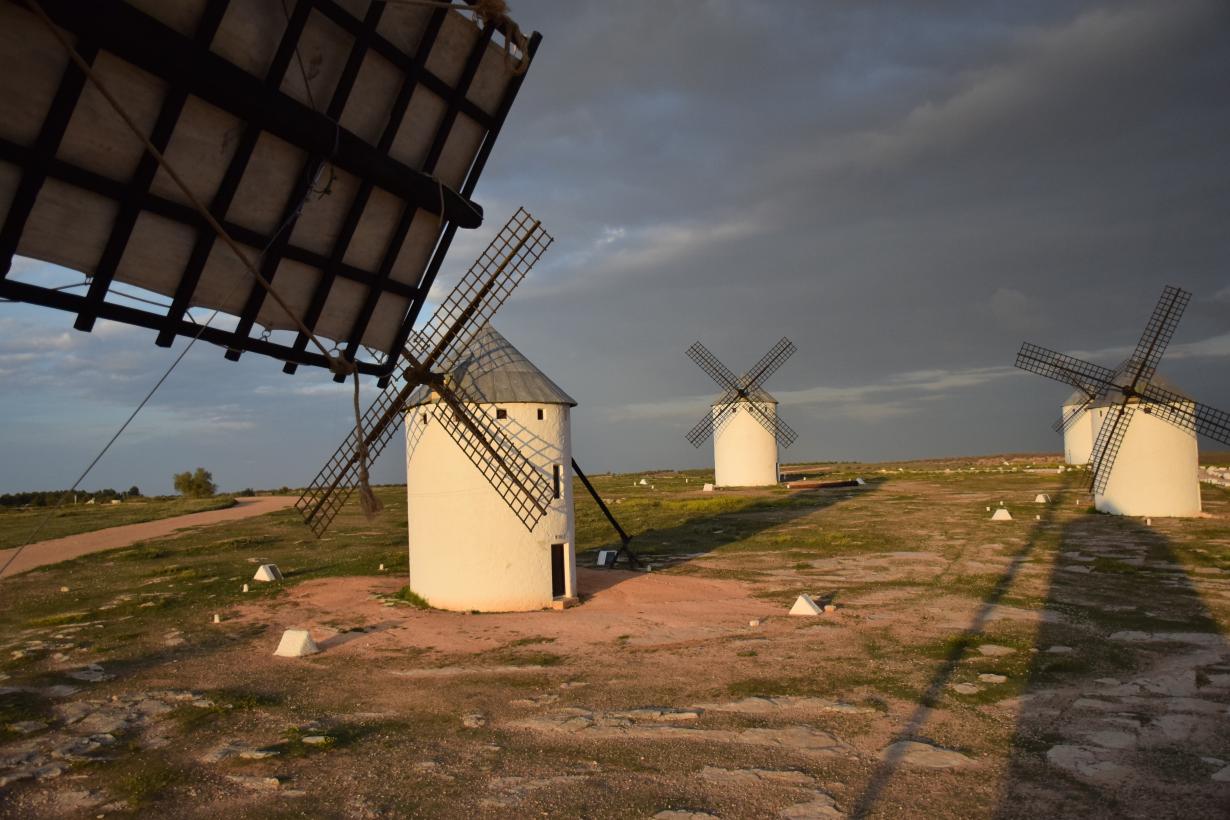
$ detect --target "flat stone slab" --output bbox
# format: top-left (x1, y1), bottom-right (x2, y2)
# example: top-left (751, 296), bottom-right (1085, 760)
top-left (1046, 745), bottom-right (1132, 786)
top-left (976, 644), bottom-right (1015, 657)
top-left (880, 740), bottom-right (974, 769)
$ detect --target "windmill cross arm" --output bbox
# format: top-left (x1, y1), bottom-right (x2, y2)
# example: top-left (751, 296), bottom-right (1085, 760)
top-left (1090, 401), bottom-right (1135, 495)
top-left (686, 341), bottom-right (742, 392)
top-left (739, 337), bottom-right (797, 393)
top-left (1140, 384), bottom-right (1230, 447)
top-left (1015, 343), bottom-right (1117, 396)
top-left (1126, 285), bottom-right (1191, 388)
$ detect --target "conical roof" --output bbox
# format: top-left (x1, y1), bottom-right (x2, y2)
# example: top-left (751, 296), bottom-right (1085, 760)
top-left (408, 325), bottom-right (576, 408)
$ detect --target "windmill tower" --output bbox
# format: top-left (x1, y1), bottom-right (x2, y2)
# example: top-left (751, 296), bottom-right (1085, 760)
top-left (405, 325), bottom-right (579, 611)
top-left (1058, 388), bottom-right (1095, 465)
top-left (1016, 285), bottom-right (1230, 517)
top-left (685, 338), bottom-right (798, 487)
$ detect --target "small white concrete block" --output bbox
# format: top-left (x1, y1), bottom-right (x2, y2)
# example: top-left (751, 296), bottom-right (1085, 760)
top-left (212, 614), bottom-right (221, 624)
top-left (1146, 518), bottom-right (1152, 526)
top-left (1035, 494), bottom-right (1050, 503)
top-left (638, 478), bottom-right (648, 485)
top-left (702, 483), bottom-right (714, 492)
top-left (596, 549), bottom-right (617, 568)
top-left (253, 564), bottom-right (283, 582)
top-left (855, 477), bottom-right (866, 485)
top-left (749, 618), bottom-right (761, 627)
top-left (274, 629), bottom-right (318, 658)
top-left (378, 563), bottom-right (385, 571)
top-left (242, 583), bottom-right (249, 593)
top-left (789, 594), bottom-right (823, 616)
top-left (991, 508), bottom-right (1013, 521)
top-left (1036, 515), bottom-right (1041, 521)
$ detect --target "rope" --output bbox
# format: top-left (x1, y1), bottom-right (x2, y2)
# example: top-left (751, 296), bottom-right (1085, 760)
top-left (352, 371), bottom-right (384, 520)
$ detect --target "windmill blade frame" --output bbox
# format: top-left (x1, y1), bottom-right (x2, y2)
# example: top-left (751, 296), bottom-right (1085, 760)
top-left (742, 398), bottom-right (798, 448)
top-left (1089, 402), bottom-right (1136, 495)
top-left (686, 341), bottom-right (742, 392)
top-left (296, 209), bottom-right (552, 537)
top-left (1140, 384), bottom-right (1230, 447)
top-left (1052, 398), bottom-right (1094, 433)
top-left (738, 337), bottom-right (797, 393)
top-left (1015, 343), bottom-right (1117, 397)
top-left (1126, 285), bottom-right (1191, 389)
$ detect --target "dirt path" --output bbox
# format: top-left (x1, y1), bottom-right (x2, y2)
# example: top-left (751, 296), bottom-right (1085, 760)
top-left (0, 496), bottom-right (297, 578)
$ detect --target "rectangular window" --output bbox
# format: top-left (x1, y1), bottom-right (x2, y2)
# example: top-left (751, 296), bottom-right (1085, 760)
top-left (496, 408), bottom-right (507, 419)
top-left (421, 413), bottom-right (428, 424)
top-left (537, 408), bottom-right (544, 420)
top-left (552, 464), bottom-right (561, 499)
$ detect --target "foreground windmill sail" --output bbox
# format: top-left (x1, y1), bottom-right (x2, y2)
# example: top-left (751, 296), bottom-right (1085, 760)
top-left (1016, 285), bottom-right (1230, 515)
top-left (297, 208), bottom-right (553, 537)
top-left (686, 338), bottom-right (797, 487)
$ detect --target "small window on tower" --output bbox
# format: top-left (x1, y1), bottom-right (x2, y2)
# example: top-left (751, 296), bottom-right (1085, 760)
top-left (496, 408), bottom-right (507, 420)
top-left (553, 464), bottom-right (561, 499)
top-left (422, 413), bottom-right (428, 425)
top-left (537, 408), bottom-right (544, 420)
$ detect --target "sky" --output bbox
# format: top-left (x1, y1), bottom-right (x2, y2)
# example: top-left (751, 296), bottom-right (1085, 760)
top-left (2, 0), bottom-right (1229, 495)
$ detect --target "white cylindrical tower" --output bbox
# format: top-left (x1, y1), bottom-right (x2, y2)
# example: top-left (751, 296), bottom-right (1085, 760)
top-left (1061, 390), bottom-right (1095, 465)
top-left (713, 398), bottom-right (779, 487)
top-left (1091, 386), bottom-right (1201, 517)
top-left (404, 327), bottom-right (578, 612)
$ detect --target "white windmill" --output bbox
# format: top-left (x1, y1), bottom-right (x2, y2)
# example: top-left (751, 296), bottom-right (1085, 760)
top-left (1017, 285), bottom-right (1230, 517)
top-left (685, 338), bottom-right (798, 487)
top-left (404, 325), bottom-right (579, 611)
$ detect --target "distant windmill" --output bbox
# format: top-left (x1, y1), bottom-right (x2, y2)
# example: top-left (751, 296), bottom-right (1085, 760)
top-left (1016, 285), bottom-right (1230, 516)
top-left (686, 338), bottom-right (798, 487)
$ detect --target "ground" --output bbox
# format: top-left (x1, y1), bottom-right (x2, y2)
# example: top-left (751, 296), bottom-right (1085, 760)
top-left (1, 455), bottom-right (1228, 818)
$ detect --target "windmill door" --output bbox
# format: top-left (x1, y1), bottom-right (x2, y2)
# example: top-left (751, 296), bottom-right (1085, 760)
top-left (551, 544), bottom-right (566, 598)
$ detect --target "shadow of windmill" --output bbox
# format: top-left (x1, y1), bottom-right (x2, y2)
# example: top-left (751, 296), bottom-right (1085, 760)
top-left (845, 479), bottom-right (1230, 818)
top-left (992, 512), bottom-right (1230, 819)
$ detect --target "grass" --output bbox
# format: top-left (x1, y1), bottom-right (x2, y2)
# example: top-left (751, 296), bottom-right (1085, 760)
top-left (0, 495), bottom-right (238, 549)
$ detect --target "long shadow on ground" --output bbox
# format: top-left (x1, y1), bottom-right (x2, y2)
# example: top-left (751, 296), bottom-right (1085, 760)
top-left (994, 516), bottom-right (1230, 818)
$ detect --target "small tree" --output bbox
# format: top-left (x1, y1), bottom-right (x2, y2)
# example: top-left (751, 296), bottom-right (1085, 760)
top-left (173, 468), bottom-right (217, 498)
top-left (126, 485), bottom-right (141, 498)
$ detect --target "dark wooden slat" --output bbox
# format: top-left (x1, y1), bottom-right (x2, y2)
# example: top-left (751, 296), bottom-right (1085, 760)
top-left (0, 277), bottom-right (386, 375)
top-left (73, 0), bottom-right (231, 333)
top-left (0, 136), bottom-right (422, 300)
top-left (35, 0), bottom-right (482, 228)
top-left (337, 22), bottom-right (502, 379)
top-left (152, 0), bottom-right (314, 348)
top-left (281, 5), bottom-right (449, 375)
top-left (225, 1), bottom-right (385, 363)
top-left (381, 31), bottom-right (543, 377)
top-left (312, 0), bottom-right (497, 132)
top-left (0, 31), bottom-right (99, 278)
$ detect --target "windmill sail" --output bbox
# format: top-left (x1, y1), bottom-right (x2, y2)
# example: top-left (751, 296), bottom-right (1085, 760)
top-left (296, 209), bottom-right (553, 537)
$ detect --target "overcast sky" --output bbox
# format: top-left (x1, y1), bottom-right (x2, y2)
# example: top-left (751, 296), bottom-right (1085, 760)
top-left (2, 0), bottom-right (1229, 495)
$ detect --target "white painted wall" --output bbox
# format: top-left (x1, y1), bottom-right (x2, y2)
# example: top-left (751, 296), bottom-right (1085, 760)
top-left (404, 401), bottom-right (576, 611)
top-left (713, 401), bottom-right (779, 487)
top-left (1091, 402), bottom-right (1201, 517)
top-left (1062, 400), bottom-right (1095, 465)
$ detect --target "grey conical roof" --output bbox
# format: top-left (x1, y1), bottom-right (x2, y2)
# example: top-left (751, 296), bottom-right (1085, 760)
top-left (408, 325), bottom-right (576, 408)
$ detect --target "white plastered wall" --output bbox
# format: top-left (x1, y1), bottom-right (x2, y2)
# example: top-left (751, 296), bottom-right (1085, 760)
top-left (405, 401), bottom-right (576, 611)
top-left (1091, 403), bottom-right (1201, 517)
top-left (1062, 401), bottom-right (1095, 465)
top-left (713, 401), bottom-right (779, 487)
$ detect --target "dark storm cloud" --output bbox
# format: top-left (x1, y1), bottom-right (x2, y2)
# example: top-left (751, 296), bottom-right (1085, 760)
top-left (2, 0), bottom-right (1228, 492)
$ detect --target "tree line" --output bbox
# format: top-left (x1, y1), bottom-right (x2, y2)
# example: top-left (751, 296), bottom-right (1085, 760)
top-left (0, 486), bottom-right (142, 508)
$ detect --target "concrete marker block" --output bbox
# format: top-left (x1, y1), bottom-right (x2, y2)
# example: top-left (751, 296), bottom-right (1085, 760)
top-left (789, 594), bottom-right (823, 616)
top-left (274, 629), bottom-right (319, 658)
top-left (253, 564), bottom-right (283, 582)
